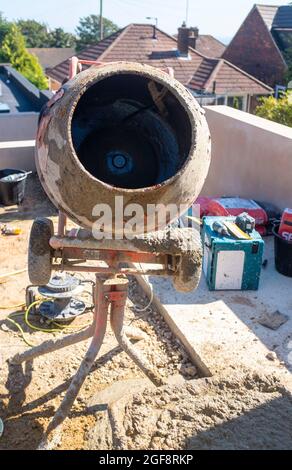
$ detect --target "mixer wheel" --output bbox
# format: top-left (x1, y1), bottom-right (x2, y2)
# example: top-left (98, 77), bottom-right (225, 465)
top-left (172, 253), bottom-right (201, 293)
top-left (28, 218), bottom-right (53, 285)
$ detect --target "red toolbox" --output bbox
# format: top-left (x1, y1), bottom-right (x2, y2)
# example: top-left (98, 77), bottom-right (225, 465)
top-left (194, 197), bottom-right (281, 235)
top-left (279, 208), bottom-right (292, 242)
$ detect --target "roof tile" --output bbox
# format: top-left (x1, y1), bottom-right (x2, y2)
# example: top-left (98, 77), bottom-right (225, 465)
top-left (195, 35), bottom-right (226, 57)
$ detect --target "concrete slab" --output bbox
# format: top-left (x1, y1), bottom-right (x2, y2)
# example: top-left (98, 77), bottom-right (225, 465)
top-left (135, 237), bottom-right (292, 378)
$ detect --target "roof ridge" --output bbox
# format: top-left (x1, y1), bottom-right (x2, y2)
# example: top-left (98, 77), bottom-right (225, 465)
top-left (46, 28), bottom-right (125, 77)
top-left (255, 4), bottom-right (280, 7)
top-left (116, 23), bottom-right (211, 61)
top-left (75, 27), bottom-right (125, 57)
top-left (28, 47), bottom-right (74, 50)
top-left (98, 25), bottom-right (130, 61)
top-left (199, 34), bottom-right (226, 46)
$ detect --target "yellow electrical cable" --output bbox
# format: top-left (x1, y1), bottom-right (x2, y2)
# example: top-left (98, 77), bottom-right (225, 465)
top-left (0, 302), bottom-right (26, 310)
top-left (3, 299), bottom-right (93, 347)
top-left (24, 300), bottom-right (70, 333)
top-left (6, 317), bottom-right (35, 347)
top-left (0, 268), bottom-right (26, 281)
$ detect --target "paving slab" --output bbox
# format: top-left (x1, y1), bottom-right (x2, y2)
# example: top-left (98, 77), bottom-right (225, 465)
top-left (135, 237), bottom-right (292, 379)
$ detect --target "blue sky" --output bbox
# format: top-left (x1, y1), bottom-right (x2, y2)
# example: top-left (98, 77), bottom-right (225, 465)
top-left (1, 0), bottom-right (286, 43)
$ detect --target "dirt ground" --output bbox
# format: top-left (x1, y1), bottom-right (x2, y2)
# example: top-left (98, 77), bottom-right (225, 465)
top-left (1, 175), bottom-right (292, 451)
top-left (0, 175), bottom-right (197, 450)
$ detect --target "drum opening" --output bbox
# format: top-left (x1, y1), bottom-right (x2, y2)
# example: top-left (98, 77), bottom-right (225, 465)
top-left (71, 73), bottom-right (192, 189)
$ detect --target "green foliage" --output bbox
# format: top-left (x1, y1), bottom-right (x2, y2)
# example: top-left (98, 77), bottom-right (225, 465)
top-left (255, 92), bottom-right (292, 127)
top-left (3, 14), bottom-right (119, 53)
top-left (17, 19), bottom-right (76, 48)
top-left (1, 24), bottom-right (48, 89)
top-left (17, 19), bottom-right (49, 47)
top-left (76, 14), bottom-right (119, 50)
top-left (48, 28), bottom-right (76, 48)
top-left (0, 12), bottom-right (12, 60)
top-left (284, 47), bottom-right (292, 84)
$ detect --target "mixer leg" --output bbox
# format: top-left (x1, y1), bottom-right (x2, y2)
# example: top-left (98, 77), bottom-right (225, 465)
top-left (39, 275), bottom-right (110, 449)
top-left (10, 324), bottom-right (145, 366)
top-left (110, 279), bottom-right (166, 387)
top-left (10, 325), bottom-right (95, 365)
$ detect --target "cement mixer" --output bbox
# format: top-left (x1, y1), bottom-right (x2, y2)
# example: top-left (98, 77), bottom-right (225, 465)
top-left (35, 62), bottom-right (210, 232)
top-left (12, 59), bottom-right (211, 449)
top-left (29, 61), bottom-right (211, 291)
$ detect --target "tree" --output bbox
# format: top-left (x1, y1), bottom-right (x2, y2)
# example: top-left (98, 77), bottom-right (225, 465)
top-left (1, 24), bottom-right (48, 89)
top-left (76, 14), bottom-right (119, 50)
top-left (284, 48), bottom-right (292, 84)
top-left (17, 19), bottom-right (50, 47)
top-left (255, 92), bottom-right (292, 128)
top-left (0, 13), bottom-right (12, 60)
top-left (17, 19), bottom-right (77, 48)
top-left (48, 28), bottom-right (76, 48)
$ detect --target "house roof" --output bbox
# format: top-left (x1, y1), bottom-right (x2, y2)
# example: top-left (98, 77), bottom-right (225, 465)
top-left (195, 35), bottom-right (226, 57)
top-left (272, 5), bottom-right (292, 29)
top-left (0, 65), bottom-right (52, 113)
top-left (256, 4), bottom-right (292, 30)
top-left (255, 4), bottom-right (290, 66)
top-left (46, 29), bottom-right (122, 83)
top-left (256, 5), bottom-right (279, 30)
top-left (203, 59), bottom-right (274, 95)
top-left (47, 23), bottom-right (272, 96)
top-left (28, 48), bottom-right (75, 70)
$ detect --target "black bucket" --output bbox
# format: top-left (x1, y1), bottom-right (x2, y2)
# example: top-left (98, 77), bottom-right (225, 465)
top-left (0, 169), bottom-right (29, 206)
top-left (273, 223), bottom-right (292, 277)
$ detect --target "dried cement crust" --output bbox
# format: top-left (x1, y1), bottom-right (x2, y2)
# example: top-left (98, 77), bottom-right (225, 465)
top-left (28, 217), bottom-right (53, 285)
top-left (132, 227), bottom-right (202, 292)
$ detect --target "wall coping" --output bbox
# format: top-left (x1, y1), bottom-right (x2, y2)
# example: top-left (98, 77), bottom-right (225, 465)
top-left (205, 105), bottom-right (292, 139)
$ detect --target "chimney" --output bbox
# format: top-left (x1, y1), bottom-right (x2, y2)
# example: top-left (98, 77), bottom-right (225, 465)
top-left (177, 22), bottom-right (190, 57)
top-left (188, 27), bottom-right (199, 49)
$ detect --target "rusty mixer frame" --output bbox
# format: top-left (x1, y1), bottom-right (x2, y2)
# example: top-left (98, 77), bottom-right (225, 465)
top-left (10, 58), bottom-right (202, 448)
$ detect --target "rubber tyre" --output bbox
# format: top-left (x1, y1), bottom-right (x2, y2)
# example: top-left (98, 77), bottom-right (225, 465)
top-left (28, 218), bottom-right (53, 285)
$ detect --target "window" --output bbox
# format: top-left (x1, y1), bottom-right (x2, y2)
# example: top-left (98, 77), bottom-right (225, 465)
top-left (227, 96), bottom-right (244, 110)
top-left (215, 95), bottom-right (247, 111)
top-left (216, 97), bottom-right (225, 105)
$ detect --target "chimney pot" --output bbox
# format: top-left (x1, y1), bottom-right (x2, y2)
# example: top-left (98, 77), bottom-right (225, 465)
top-left (189, 27), bottom-right (199, 49)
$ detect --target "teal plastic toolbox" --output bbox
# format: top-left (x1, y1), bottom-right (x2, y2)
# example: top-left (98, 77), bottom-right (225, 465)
top-left (202, 216), bottom-right (264, 291)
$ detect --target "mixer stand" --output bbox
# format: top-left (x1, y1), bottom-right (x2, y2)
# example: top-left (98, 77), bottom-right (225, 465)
top-left (11, 268), bottom-right (167, 449)
top-left (10, 204), bottom-right (201, 449)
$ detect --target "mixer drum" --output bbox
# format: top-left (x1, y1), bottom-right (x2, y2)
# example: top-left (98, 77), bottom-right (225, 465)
top-left (36, 62), bottom-right (211, 235)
